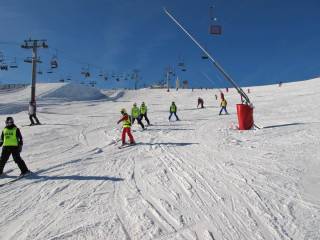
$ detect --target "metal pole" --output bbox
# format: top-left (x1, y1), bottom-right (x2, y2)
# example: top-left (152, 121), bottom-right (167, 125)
top-left (164, 8), bottom-right (251, 104)
top-left (31, 41), bottom-right (37, 103)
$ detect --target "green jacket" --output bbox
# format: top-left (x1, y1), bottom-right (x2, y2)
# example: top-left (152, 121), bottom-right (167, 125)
top-left (140, 104), bottom-right (147, 114)
top-left (131, 106), bottom-right (140, 118)
top-left (170, 104), bottom-right (177, 113)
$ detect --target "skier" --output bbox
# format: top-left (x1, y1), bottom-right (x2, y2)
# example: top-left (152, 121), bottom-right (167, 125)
top-left (0, 117), bottom-right (30, 176)
top-left (140, 102), bottom-right (150, 126)
top-left (131, 103), bottom-right (145, 130)
top-left (28, 101), bottom-right (41, 126)
top-left (197, 97), bottom-right (204, 108)
top-left (220, 91), bottom-right (224, 100)
top-left (219, 97), bottom-right (228, 115)
top-left (169, 102), bottom-right (180, 121)
top-left (117, 109), bottom-right (135, 146)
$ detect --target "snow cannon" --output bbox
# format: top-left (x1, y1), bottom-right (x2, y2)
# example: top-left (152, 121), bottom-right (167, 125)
top-left (236, 104), bottom-right (254, 130)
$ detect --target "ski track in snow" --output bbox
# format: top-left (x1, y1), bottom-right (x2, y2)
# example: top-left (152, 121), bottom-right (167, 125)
top-left (0, 80), bottom-right (320, 239)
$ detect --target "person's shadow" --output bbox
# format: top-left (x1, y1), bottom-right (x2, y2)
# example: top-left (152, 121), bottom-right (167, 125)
top-left (24, 174), bottom-right (124, 182)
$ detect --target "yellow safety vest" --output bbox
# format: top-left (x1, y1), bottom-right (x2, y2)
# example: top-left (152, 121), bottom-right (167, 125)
top-left (3, 127), bottom-right (18, 146)
top-left (140, 105), bottom-right (147, 114)
top-left (123, 115), bottom-right (131, 128)
top-left (170, 105), bottom-right (176, 112)
top-left (131, 107), bottom-right (140, 118)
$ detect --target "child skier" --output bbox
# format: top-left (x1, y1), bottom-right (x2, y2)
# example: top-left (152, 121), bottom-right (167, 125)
top-left (219, 97), bottom-right (228, 115)
top-left (197, 97), bottom-right (204, 108)
top-left (140, 102), bottom-right (150, 126)
top-left (169, 102), bottom-right (180, 121)
top-left (28, 101), bottom-right (41, 126)
top-left (117, 109), bottom-right (135, 146)
top-left (131, 103), bottom-right (145, 130)
top-left (0, 117), bottom-right (30, 176)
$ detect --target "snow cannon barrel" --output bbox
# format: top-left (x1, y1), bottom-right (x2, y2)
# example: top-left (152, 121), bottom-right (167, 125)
top-left (236, 104), bottom-right (254, 130)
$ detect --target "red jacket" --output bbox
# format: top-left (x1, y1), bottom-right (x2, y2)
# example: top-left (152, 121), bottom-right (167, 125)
top-left (117, 114), bottom-right (129, 124)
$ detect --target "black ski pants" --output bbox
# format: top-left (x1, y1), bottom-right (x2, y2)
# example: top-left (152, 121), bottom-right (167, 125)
top-left (0, 146), bottom-right (29, 174)
top-left (132, 116), bottom-right (145, 129)
top-left (169, 112), bottom-right (180, 121)
top-left (140, 113), bottom-right (150, 125)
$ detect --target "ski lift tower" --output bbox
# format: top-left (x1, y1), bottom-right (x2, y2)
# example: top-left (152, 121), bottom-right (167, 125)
top-left (132, 69), bottom-right (140, 90)
top-left (165, 66), bottom-right (174, 92)
top-left (21, 39), bottom-right (48, 104)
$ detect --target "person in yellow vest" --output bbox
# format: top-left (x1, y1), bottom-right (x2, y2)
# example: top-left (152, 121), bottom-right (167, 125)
top-left (0, 117), bottom-right (30, 176)
top-left (140, 102), bottom-right (150, 126)
top-left (131, 103), bottom-right (145, 130)
top-left (117, 109), bottom-right (135, 146)
top-left (219, 97), bottom-right (228, 115)
top-left (169, 102), bottom-right (180, 121)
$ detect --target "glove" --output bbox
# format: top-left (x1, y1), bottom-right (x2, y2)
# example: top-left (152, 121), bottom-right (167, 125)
top-left (18, 145), bottom-right (22, 153)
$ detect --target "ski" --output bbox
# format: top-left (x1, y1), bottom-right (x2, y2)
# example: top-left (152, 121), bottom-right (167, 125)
top-left (118, 143), bottom-right (138, 149)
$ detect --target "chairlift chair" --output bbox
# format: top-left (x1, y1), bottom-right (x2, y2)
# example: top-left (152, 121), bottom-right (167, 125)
top-left (210, 25), bottom-right (222, 35)
top-left (50, 59), bottom-right (58, 69)
top-left (201, 53), bottom-right (209, 59)
top-left (37, 67), bottom-right (43, 75)
top-left (0, 63), bottom-right (8, 71)
top-left (9, 58), bottom-right (18, 68)
top-left (24, 57), bottom-right (33, 63)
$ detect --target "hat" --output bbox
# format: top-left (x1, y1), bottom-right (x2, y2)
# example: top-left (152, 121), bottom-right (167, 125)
top-left (5, 116), bottom-right (14, 125)
top-left (120, 108), bottom-right (127, 114)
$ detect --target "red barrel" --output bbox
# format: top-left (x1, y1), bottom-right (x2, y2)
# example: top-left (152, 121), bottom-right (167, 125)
top-left (236, 104), bottom-right (254, 130)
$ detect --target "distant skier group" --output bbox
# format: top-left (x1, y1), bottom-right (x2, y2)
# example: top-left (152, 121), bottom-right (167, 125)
top-left (1, 90), bottom-right (231, 175)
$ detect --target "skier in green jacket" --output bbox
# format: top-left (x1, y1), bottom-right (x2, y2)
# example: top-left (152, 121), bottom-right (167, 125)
top-left (140, 102), bottom-right (150, 126)
top-left (131, 103), bottom-right (145, 130)
top-left (169, 102), bottom-right (180, 121)
top-left (0, 117), bottom-right (30, 176)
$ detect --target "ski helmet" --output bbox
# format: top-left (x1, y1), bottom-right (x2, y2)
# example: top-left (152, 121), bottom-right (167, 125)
top-left (5, 116), bottom-right (14, 125)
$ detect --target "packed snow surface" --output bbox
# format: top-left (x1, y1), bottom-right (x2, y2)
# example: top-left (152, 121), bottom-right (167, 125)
top-left (0, 79), bottom-right (319, 240)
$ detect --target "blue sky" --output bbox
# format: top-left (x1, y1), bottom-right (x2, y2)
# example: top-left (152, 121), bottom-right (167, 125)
top-left (0, 0), bottom-right (319, 89)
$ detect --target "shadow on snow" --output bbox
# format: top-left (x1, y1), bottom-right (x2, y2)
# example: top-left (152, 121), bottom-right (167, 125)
top-left (24, 174), bottom-right (124, 182)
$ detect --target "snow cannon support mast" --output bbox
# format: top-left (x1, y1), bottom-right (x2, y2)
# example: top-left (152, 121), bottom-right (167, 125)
top-left (163, 7), bottom-right (251, 105)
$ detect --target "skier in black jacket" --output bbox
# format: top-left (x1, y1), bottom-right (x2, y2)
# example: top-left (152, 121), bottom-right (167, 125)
top-left (0, 117), bottom-right (30, 176)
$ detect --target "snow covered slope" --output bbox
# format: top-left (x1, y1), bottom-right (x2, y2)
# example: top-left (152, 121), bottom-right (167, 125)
top-left (0, 78), bottom-right (319, 240)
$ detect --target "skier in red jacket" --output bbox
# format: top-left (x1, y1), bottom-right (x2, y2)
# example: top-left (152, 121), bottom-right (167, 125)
top-left (117, 108), bottom-right (135, 146)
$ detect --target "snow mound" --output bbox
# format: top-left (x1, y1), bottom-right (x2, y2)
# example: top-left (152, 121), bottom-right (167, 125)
top-left (39, 83), bottom-right (107, 101)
